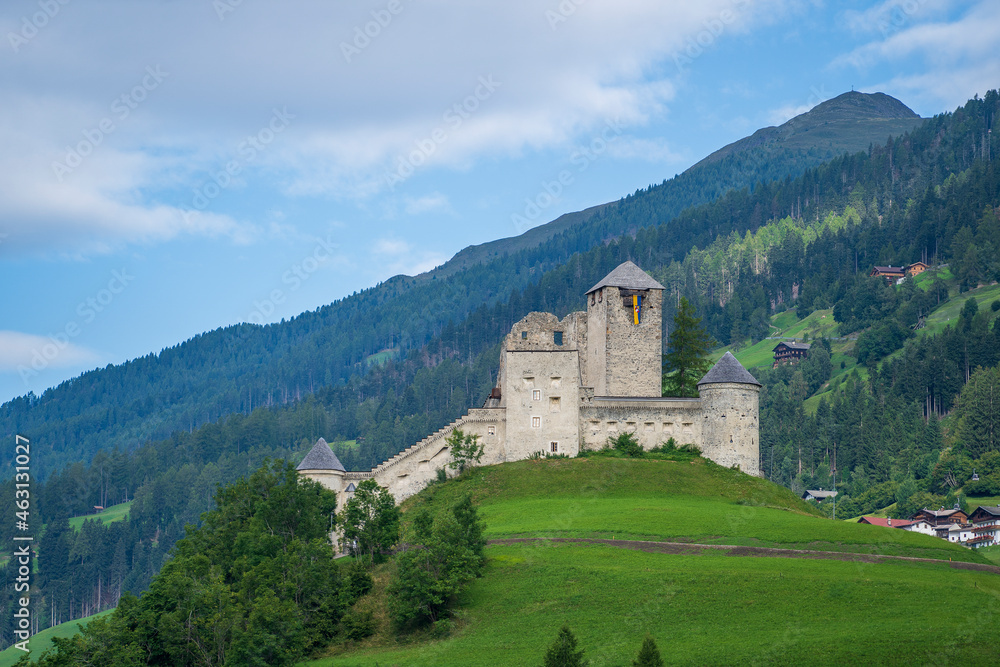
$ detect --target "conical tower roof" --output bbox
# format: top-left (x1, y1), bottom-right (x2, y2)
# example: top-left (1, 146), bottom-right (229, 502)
top-left (586, 261), bottom-right (665, 294)
top-left (296, 437), bottom-right (346, 472)
top-left (697, 351), bottom-right (761, 387)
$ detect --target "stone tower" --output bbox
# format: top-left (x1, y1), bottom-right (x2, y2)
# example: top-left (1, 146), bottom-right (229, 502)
top-left (584, 261), bottom-right (664, 397)
top-left (696, 352), bottom-right (762, 476)
top-left (296, 437), bottom-right (347, 506)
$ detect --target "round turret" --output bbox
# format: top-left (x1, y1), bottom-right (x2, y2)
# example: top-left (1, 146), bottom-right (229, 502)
top-left (697, 352), bottom-right (761, 476)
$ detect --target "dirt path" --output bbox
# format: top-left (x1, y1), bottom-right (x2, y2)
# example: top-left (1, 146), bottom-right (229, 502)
top-left (488, 537), bottom-right (1000, 574)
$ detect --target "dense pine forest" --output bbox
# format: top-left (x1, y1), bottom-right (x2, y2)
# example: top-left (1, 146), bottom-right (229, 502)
top-left (2, 89), bottom-right (1000, 648)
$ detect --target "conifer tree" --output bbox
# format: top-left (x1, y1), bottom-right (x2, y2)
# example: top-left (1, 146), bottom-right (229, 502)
top-left (541, 624), bottom-right (587, 667)
top-left (634, 635), bottom-right (665, 667)
top-left (663, 297), bottom-right (715, 397)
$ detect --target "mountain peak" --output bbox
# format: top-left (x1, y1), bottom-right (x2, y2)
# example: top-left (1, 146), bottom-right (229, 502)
top-left (694, 91), bottom-right (922, 169)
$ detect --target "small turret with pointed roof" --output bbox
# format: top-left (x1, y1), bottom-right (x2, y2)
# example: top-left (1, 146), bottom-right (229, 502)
top-left (697, 352), bottom-right (762, 476)
top-left (297, 437), bottom-right (346, 472)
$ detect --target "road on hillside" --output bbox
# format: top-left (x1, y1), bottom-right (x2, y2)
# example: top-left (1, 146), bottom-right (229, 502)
top-left (488, 537), bottom-right (1000, 575)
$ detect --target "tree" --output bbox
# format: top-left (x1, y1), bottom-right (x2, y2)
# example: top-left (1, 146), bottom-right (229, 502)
top-left (609, 432), bottom-right (644, 457)
top-left (634, 635), bottom-right (665, 667)
top-left (446, 429), bottom-right (485, 474)
top-left (339, 478), bottom-right (400, 564)
top-left (388, 499), bottom-right (485, 628)
top-left (541, 624), bottom-right (587, 667)
top-left (663, 297), bottom-right (715, 397)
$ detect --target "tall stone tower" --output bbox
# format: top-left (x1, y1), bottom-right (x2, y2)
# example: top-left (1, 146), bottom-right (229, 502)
top-left (697, 352), bottom-right (762, 476)
top-left (584, 261), bottom-right (664, 397)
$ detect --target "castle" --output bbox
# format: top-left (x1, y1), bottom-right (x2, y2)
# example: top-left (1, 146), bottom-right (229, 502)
top-left (298, 261), bottom-right (762, 507)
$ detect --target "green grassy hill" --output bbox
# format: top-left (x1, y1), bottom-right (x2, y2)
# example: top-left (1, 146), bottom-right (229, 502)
top-left (307, 457), bottom-right (997, 666)
top-left (0, 611), bottom-right (111, 667)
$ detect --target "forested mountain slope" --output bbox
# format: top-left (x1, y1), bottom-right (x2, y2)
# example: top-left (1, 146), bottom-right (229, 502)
top-left (0, 92), bottom-right (926, 478)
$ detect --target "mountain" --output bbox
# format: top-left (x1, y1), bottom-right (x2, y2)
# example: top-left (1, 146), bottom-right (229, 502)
top-left (0, 92), bottom-right (930, 478)
top-left (693, 91), bottom-right (921, 168)
top-left (424, 92), bottom-right (923, 278)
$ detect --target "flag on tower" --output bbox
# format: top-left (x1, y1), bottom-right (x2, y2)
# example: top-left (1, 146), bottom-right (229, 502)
top-left (633, 294), bottom-right (641, 324)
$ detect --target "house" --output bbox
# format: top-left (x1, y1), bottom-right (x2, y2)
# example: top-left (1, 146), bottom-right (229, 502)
top-left (299, 261), bottom-right (763, 507)
top-left (899, 519), bottom-right (936, 536)
top-left (870, 266), bottom-right (907, 281)
top-left (966, 505), bottom-right (1000, 548)
top-left (911, 507), bottom-right (968, 526)
top-left (870, 263), bottom-right (931, 282)
top-left (857, 516), bottom-right (914, 529)
top-left (772, 341), bottom-right (810, 367)
top-left (803, 489), bottom-right (837, 502)
top-left (936, 523), bottom-right (976, 544)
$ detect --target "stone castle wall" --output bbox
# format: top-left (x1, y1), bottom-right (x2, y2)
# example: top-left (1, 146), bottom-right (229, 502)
top-left (580, 397), bottom-right (703, 451)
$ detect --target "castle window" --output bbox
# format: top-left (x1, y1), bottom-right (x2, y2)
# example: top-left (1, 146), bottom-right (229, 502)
top-left (550, 441), bottom-right (559, 453)
top-left (590, 293), bottom-right (595, 305)
top-left (550, 377), bottom-right (561, 388)
top-left (521, 331), bottom-right (527, 339)
top-left (531, 416), bottom-right (541, 428)
top-left (532, 389), bottom-right (541, 401)
top-left (598, 290), bottom-right (602, 303)
top-left (549, 397), bottom-right (561, 412)
top-left (487, 426), bottom-right (496, 436)
top-left (553, 331), bottom-right (563, 346)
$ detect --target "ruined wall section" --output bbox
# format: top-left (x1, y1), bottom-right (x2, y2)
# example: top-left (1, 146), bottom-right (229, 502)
top-left (698, 383), bottom-right (761, 476)
top-left (579, 398), bottom-right (702, 451)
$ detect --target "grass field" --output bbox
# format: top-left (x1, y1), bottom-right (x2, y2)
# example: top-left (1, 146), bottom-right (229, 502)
top-left (67, 501), bottom-right (131, 531)
top-left (0, 611), bottom-right (111, 666)
top-left (306, 458), bottom-right (999, 666)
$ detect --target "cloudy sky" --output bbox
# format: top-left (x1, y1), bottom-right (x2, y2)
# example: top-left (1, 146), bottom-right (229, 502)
top-left (1, 0), bottom-right (998, 403)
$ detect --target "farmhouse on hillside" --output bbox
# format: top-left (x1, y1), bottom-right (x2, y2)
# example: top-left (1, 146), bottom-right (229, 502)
top-left (870, 262), bottom-right (931, 283)
top-left (298, 261), bottom-right (763, 507)
top-left (772, 341), bottom-right (810, 367)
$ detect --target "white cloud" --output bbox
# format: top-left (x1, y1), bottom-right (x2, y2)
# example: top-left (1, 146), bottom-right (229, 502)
top-left (0, 331), bottom-right (98, 372)
top-left (373, 237), bottom-right (411, 256)
top-left (404, 193), bottom-right (452, 216)
top-left (0, 0), bottom-right (792, 256)
top-left (832, 1), bottom-right (1000, 110)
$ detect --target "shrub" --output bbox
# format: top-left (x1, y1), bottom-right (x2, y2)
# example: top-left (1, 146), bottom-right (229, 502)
top-left (341, 609), bottom-right (376, 641)
top-left (609, 432), bottom-right (644, 457)
top-left (992, 299), bottom-right (1000, 312)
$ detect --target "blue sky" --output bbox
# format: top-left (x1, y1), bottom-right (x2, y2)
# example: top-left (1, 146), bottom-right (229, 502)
top-left (1, 0), bottom-right (998, 404)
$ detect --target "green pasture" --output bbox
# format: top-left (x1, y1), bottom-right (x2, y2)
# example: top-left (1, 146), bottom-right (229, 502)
top-left (0, 611), bottom-right (112, 666)
top-left (308, 540), bottom-right (999, 667)
top-left (67, 501), bottom-right (131, 531)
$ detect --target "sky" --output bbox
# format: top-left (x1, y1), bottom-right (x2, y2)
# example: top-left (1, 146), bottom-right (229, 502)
top-left (1, 0), bottom-right (998, 404)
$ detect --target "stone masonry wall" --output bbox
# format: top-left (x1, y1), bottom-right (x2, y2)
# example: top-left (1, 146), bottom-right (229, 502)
top-left (580, 398), bottom-right (702, 451)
